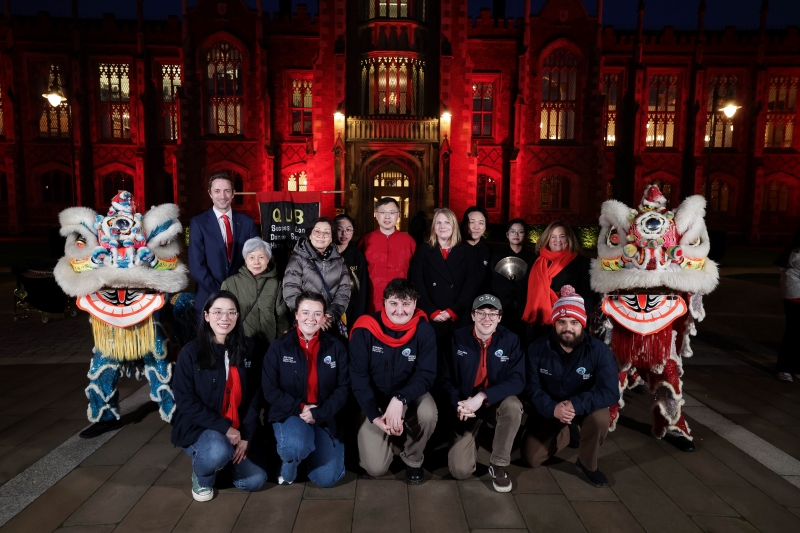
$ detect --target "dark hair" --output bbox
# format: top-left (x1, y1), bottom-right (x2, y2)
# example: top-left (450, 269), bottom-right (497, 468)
top-left (197, 290), bottom-right (248, 371)
top-left (507, 218), bottom-right (527, 233)
top-left (461, 206), bottom-right (489, 237)
top-left (775, 228), bottom-right (800, 268)
top-left (207, 171), bottom-right (234, 191)
top-left (376, 197), bottom-right (400, 210)
top-left (295, 290), bottom-right (328, 313)
top-left (334, 214), bottom-right (355, 227)
top-left (309, 216), bottom-right (334, 233)
top-left (383, 278), bottom-right (420, 301)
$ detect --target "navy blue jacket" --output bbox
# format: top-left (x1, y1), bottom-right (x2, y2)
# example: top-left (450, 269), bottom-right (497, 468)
top-left (442, 324), bottom-right (525, 411)
top-left (171, 339), bottom-right (261, 448)
top-left (189, 208), bottom-right (259, 311)
top-left (349, 313), bottom-right (438, 422)
top-left (262, 329), bottom-right (350, 434)
top-left (526, 333), bottom-right (618, 419)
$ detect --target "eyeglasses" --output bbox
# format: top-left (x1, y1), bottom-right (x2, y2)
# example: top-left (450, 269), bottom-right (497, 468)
top-left (508, 230), bottom-right (525, 236)
top-left (337, 228), bottom-right (354, 234)
top-left (377, 210), bottom-right (399, 216)
top-left (312, 229), bottom-right (332, 237)
top-left (473, 310), bottom-right (500, 320)
top-left (208, 310), bottom-right (238, 318)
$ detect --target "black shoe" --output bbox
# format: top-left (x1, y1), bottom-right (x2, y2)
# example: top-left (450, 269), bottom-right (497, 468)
top-left (405, 465), bottom-right (424, 485)
top-left (79, 418), bottom-right (125, 439)
top-left (575, 458), bottom-right (608, 487)
top-left (663, 434), bottom-right (695, 452)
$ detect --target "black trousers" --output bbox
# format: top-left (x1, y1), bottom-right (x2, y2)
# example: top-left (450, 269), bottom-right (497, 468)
top-left (777, 299), bottom-right (800, 374)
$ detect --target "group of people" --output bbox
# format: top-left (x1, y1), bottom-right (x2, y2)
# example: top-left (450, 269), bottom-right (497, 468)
top-left (175, 170), bottom-right (617, 502)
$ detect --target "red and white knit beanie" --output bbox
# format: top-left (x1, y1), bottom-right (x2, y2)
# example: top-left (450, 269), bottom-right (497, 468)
top-left (551, 285), bottom-right (587, 327)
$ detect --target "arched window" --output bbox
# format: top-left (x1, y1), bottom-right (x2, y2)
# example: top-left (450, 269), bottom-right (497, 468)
top-left (291, 79), bottom-right (313, 134)
top-left (601, 72), bottom-right (619, 146)
top-left (98, 63), bottom-right (131, 140)
top-left (102, 171), bottom-right (134, 202)
top-left (646, 178), bottom-right (673, 206)
top-left (540, 48), bottom-right (579, 141)
top-left (765, 76), bottom-right (797, 149)
top-left (287, 171), bottom-right (308, 192)
top-left (207, 41), bottom-right (244, 135)
top-left (362, 57), bottom-right (424, 116)
top-left (40, 170), bottom-right (73, 204)
top-left (539, 175), bottom-right (570, 209)
top-left (472, 82), bottom-right (493, 137)
top-left (709, 180), bottom-right (731, 212)
top-left (706, 75), bottom-right (737, 148)
top-left (646, 74), bottom-right (678, 148)
top-left (39, 64), bottom-right (70, 138)
top-left (363, 0), bottom-right (421, 21)
top-left (762, 181), bottom-right (789, 212)
top-left (476, 174), bottom-right (497, 209)
top-left (161, 64), bottom-right (181, 141)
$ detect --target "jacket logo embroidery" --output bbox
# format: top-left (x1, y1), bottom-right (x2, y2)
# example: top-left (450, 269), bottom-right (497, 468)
top-left (582, 373), bottom-right (592, 380)
top-left (402, 348), bottom-right (416, 362)
top-left (539, 368), bottom-right (552, 375)
top-left (494, 349), bottom-right (508, 362)
top-left (324, 355), bottom-right (336, 368)
top-left (283, 356), bottom-right (296, 363)
top-left (576, 367), bottom-right (586, 375)
top-left (372, 346), bottom-right (383, 353)
top-left (457, 349), bottom-right (468, 356)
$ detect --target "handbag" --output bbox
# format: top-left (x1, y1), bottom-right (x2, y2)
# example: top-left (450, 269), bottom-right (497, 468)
top-left (309, 259), bottom-right (348, 337)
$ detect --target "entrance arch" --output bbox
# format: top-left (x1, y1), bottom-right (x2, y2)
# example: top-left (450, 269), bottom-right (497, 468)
top-left (372, 167), bottom-right (411, 231)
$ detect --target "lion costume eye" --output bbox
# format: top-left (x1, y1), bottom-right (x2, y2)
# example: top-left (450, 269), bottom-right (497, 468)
top-left (606, 226), bottom-right (620, 247)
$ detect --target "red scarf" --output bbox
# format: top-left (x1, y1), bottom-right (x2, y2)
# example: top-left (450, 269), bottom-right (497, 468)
top-left (296, 327), bottom-right (321, 405)
top-left (221, 366), bottom-right (242, 429)
top-left (522, 248), bottom-right (577, 326)
top-left (350, 309), bottom-right (428, 347)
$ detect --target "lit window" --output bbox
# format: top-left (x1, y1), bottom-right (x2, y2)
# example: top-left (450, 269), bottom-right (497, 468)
top-left (161, 64), bottom-right (181, 141)
top-left (764, 75), bottom-right (796, 149)
top-left (367, 0), bottom-right (411, 19)
top-left (207, 41), bottom-right (244, 135)
top-left (288, 171), bottom-right (308, 192)
top-left (98, 63), bottom-right (131, 140)
top-left (709, 180), bottom-right (730, 212)
top-left (705, 75), bottom-right (737, 148)
top-left (477, 174), bottom-right (496, 209)
top-left (373, 170), bottom-right (409, 187)
top-left (472, 83), bottom-right (493, 137)
top-left (540, 48), bottom-right (579, 141)
top-left (646, 74), bottom-right (678, 148)
top-left (39, 64), bottom-right (70, 138)
top-left (40, 170), bottom-right (72, 204)
top-left (646, 179), bottom-right (673, 206)
top-left (362, 57), bottom-right (424, 116)
top-left (601, 73), bottom-right (619, 146)
top-left (540, 175), bottom-right (570, 209)
top-left (291, 79), bottom-right (313, 134)
top-left (762, 181), bottom-right (789, 212)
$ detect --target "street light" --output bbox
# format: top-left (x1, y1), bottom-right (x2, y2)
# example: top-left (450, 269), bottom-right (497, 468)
top-left (42, 64), bottom-right (77, 205)
top-left (705, 85), bottom-right (739, 205)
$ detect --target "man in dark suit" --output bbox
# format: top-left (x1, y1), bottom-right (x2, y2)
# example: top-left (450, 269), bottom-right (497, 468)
top-left (189, 171), bottom-right (258, 319)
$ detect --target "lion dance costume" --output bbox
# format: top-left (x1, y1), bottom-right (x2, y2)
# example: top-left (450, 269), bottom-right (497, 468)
top-left (54, 191), bottom-right (191, 434)
top-left (590, 185), bottom-right (718, 449)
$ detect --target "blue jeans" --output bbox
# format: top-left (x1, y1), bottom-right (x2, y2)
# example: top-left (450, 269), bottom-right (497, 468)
top-left (273, 416), bottom-right (345, 488)
top-left (184, 429), bottom-right (266, 492)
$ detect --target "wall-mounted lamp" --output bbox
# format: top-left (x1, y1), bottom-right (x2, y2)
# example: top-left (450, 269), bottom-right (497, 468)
top-left (43, 65), bottom-right (67, 107)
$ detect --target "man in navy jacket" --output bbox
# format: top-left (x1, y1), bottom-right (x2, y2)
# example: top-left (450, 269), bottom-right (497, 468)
top-left (349, 278), bottom-right (438, 484)
top-left (523, 286), bottom-right (618, 487)
top-left (189, 171), bottom-right (258, 318)
top-left (442, 294), bottom-right (524, 492)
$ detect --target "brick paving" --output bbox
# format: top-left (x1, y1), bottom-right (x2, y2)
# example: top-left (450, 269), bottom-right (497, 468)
top-left (0, 273), bottom-right (798, 532)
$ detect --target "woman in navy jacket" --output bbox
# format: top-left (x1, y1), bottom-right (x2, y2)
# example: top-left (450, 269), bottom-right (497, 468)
top-left (262, 291), bottom-right (350, 487)
top-left (171, 290), bottom-right (266, 502)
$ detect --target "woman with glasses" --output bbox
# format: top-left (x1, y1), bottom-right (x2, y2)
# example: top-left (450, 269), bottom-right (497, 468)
top-left (490, 219), bottom-right (536, 338)
top-left (283, 217), bottom-right (351, 336)
top-left (334, 214), bottom-right (368, 326)
top-left (521, 220), bottom-right (595, 343)
top-left (461, 206), bottom-right (494, 295)
top-left (171, 290), bottom-right (267, 502)
top-left (262, 291), bottom-right (350, 487)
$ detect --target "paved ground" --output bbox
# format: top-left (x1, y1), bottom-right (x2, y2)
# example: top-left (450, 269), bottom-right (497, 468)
top-left (0, 267), bottom-right (799, 533)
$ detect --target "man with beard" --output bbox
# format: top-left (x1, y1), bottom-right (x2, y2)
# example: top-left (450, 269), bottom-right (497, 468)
top-left (522, 285), bottom-right (618, 487)
top-left (349, 278), bottom-right (438, 484)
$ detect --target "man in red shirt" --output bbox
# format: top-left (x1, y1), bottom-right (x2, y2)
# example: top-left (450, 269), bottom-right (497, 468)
top-left (359, 197), bottom-right (417, 313)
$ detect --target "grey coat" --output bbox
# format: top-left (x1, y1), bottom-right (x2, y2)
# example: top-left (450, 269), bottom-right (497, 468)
top-left (282, 238), bottom-right (351, 322)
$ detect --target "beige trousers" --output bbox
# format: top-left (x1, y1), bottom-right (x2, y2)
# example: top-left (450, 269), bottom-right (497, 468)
top-left (522, 407), bottom-right (609, 472)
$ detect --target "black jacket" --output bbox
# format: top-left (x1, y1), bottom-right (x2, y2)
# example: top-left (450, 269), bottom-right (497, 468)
top-left (262, 329), bottom-right (350, 433)
top-left (171, 339), bottom-right (261, 448)
top-left (525, 333), bottom-right (619, 419)
top-left (409, 242), bottom-right (481, 325)
top-left (349, 314), bottom-right (438, 422)
top-left (442, 324), bottom-right (525, 410)
top-left (339, 244), bottom-right (368, 324)
top-left (470, 238), bottom-right (494, 296)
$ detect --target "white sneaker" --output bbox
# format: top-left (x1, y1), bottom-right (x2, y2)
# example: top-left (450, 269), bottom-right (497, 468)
top-left (777, 372), bottom-right (793, 382)
top-left (277, 475), bottom-right (293, 485)
top-left (191, 473), bottom-right (214, 502)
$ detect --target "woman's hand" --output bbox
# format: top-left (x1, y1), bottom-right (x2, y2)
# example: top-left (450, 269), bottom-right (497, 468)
top-left (300, 404), bottom-right (317, 424)
top-left (226, 427), bottom-right (241, 446)
top-left (433, 310), bottom-right (451, 322)
top-left (320, 314), bottom-right (334, 331)
top-left (232, 440), bottom-right (249, 464)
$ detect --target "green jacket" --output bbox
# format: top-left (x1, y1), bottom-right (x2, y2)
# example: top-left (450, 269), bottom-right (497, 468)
top-left (221, 264), bottom-right (291, 348)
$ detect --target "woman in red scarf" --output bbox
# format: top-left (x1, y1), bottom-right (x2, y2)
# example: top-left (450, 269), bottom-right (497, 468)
top-left (522, 221), bottom-right (596, 345)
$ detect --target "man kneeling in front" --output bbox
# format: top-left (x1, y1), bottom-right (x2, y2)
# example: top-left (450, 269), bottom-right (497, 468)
top-left (442, 294), bottom-right (524, 492)
top-left (522, 286), bottom-right (618, 487)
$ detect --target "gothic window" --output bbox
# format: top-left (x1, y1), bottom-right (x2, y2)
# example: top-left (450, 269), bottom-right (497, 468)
top-left (40, 170), bottom-right (72, 204)
top-left (540, 48), bottom-right (579, 141)
top-left (102, 171), bottom-right (134, 202)
top-left (291, 79), bottom-right (313, 134)
top-left (161, 64), bottom-right (181, 141)
top-left (476, 174), bottom-right (497, 209)
top-left (288, 171), bottom-right (308, 192)
top-left (765, 75), bottom-right (797, 149)
top-left (705, 75), bottom-right (737, 148)
top-left (0, 171), bottom-right (7, 203)
top-left (601, 72), bottom-right (619, 147)
top-left (646, 178), bottom-right (673, 206)
top-left (646, 74), bottom-right (678, 148)
top-left (39, 64), bottom-right (70, 138)
top-left (373, 170), bottom-right (409, 187)
top-left (762, 181), bottom-right (789, 212)
top-left (98, 63), bottom-right (131, 140)
top-left (364, 0), bottom-right (419, 21)
top-left (362, 57), bottom-right (424, 116)
top-left (539, 175), bottom-right (570, 209)
top-left (472, 82), bottom-right (493, 137)
top-left (709, 180), bottom-right (730, 213)
top-left (207, 41), bottom-right (244, 135)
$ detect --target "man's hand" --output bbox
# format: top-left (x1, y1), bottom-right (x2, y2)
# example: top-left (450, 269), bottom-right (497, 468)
top-left (457, 405), bottom-right (477, 421)
top-left (373, 416), bottom-right (393, 435)
top-left (226, 426), bottom-right (241, 446)
top-left (382, 397), bottom-right (405, 435)
top-left (300, 404), bottom-right (317, 424)
top-left (232, 440), bottom-right (249, 464)
top-left (320, 314), bottom-right (334, 331)
top-left (458, 392), bottom-right (486, 419)
top-left (553, 400), bottom-right (576, 424)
